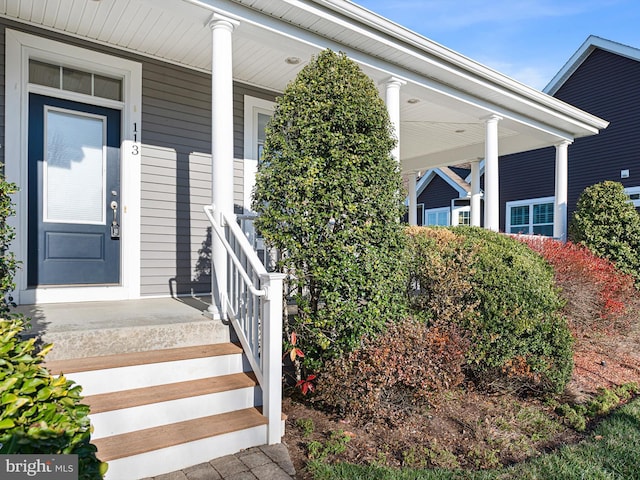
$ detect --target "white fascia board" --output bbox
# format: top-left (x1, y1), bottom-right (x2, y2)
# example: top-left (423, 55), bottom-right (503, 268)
top-left (414, 169), bottom-right (469, 198)
top-left (310, 0), bottom-right (608, 133)
top-left (545, 35), bottom-right (640, 95)
top-left (195, 0), bottom-right (606, 138)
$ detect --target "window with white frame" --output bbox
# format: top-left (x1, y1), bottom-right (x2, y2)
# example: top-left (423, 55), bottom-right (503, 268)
top-left (506, 196), bottom-right (554, 236)
top-left (425, 207), bottom-right (450, 226)
top-left (451, 199), bottom-right (470, 226)
top-left (243, 96), bottom-right (275, 213)
top-left (625, 186), bottom-right (640, 208)
top-left (455, 209), bottom-right (471, 226)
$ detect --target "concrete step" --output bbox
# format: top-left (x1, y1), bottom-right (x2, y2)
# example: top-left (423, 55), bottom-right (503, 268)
top-left (18, 297), bottom-right (232, 361)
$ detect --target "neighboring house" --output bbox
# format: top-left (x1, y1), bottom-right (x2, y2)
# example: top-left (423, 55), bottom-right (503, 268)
top-left (414, 36), bottom-right (639, 239)
top-left (414, 166), bottom-right (473, 227)
top-left (2, 2), bottom-right (606, 478)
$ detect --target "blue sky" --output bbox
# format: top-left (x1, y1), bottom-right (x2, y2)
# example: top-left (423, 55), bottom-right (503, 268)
top-left (356, 0), bottom-right (640, 90)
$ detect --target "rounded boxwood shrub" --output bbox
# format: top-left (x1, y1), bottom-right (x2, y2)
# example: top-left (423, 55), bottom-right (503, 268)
top-left (0, 317), bottom-right (106, 479)
top-left (407, 227), bottom-right (573, 395)
top-left (456, 227), bottom-right (573, 394)
top-left (569, 180), bottom-right (640, 285)
top-left (252, 50), bottom-right (407, 372)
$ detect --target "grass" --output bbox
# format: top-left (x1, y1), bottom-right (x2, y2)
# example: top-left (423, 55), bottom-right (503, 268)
top-left (308, 396), bottom-right (640, 480)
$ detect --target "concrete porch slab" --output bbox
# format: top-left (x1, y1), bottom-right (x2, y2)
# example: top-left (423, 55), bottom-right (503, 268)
top-left (16, 297), bottom-right (234, 361)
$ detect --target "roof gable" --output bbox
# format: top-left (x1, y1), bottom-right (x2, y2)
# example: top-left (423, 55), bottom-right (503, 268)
top-left (545, 36), bottom-right (640, 96)
top-left (415, 168), bottom-right (470, 198)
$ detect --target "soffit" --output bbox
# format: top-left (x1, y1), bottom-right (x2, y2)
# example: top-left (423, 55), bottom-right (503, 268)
top-left (0, 0), bottom-right (607, 173)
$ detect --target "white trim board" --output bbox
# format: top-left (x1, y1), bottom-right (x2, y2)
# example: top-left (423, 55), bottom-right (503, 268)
top-left (545, 36), bottom-right (640, 96)
top-left (243, 96), bottom-right (275, 213)
top-left (505, 196), bottom-right (555, 235)
top-left (5, 29), bottom-right (142, 304)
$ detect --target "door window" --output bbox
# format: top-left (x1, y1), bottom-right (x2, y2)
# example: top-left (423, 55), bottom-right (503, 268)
top-left (44, 108), bottom-right (107, 224)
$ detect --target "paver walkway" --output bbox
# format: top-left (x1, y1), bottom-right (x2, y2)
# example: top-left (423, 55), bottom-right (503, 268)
top-left (143, 444), bottom-right (296, 480)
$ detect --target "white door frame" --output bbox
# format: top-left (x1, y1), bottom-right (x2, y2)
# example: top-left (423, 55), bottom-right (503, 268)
top-left (243, 96), bottom-right (275, 213)
top-left (5, 29), bottom-right (142, 304)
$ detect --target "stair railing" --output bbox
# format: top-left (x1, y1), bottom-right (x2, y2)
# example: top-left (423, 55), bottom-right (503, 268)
top-left (204, 204), bottom-right (285, 445)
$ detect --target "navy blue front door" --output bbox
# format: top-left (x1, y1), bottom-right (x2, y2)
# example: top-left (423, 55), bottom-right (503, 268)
top-left (28, 94), bottom-right (121, 286)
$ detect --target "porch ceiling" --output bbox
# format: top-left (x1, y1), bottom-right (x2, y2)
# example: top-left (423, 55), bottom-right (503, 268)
top-left (1, 0), bottom-right (608, 173)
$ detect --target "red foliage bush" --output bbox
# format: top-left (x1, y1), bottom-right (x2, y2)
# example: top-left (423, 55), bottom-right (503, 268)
top-left (316, 317), bottom-right (469, 425)
top-left (520, 237), bottom-right (639, 335)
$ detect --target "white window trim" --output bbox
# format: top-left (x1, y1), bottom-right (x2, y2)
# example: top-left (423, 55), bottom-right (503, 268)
top-left (243, 96), bottom-right (275, 213)
top-left (6, 29), bottom-right (142, 304)
top-left (416, 203), bottom-right (425, 226)
top-left (425, 206), bottom-right (450, 226)
top-left (451, 205), bottom-right (471, 226)
top-left (625, 186), bottom-right (640, 207)
top-left (506, 196), bottom-right (555, 236)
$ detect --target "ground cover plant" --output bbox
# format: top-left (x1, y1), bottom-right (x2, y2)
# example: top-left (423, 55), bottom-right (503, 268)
top-left (306, 394), bottom-right (640, 479)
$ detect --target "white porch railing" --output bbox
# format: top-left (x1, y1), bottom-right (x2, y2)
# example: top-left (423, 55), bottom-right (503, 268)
top-left (204, 205), bottom-right (285, 445)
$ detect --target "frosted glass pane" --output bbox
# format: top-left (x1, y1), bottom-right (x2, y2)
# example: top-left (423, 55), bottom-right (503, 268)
top-left (257, 113), bottom-right (270, 142)
top-left (94, 74), bottom-right (122, 101)
top-left (29, 60), bottom-right (60, 88)
top-left (46, 110), bottom-right (105, 224)
top-left (63, 67), bottom-right (91, 95)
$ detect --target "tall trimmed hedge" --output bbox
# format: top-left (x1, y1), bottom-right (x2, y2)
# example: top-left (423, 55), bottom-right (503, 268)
top-left (569, 180), bottom-right (640, 284)
top-left (252, 50), bottom-right (407, 371)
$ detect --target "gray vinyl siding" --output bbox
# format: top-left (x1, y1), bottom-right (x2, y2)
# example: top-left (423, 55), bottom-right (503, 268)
top-left (140, 61), bottom-right (213, 296)
top-left (0, 20), bottom-right (278, 297)
top-left (0, 26), bottom-right (6, 167)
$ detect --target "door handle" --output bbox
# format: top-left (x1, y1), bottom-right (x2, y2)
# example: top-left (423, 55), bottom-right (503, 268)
top-left (110, 200), bottom-right (120, 238)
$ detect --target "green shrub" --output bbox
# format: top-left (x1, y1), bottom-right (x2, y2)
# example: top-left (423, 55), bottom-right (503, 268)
top-left (404, 226), bottom-right (478, 324)
top-left (253, 49), bottom-right (407, 371)
top-left (0, 172), bottom-right (19, 315)
top-left (0, 316), bottom-right (106, 479)
top-left (569, 180), bottom-right (640, 284)
top-left (405, 227), bottom-right (573, 395)
top-left (454, 227), bottom-right (573, 394)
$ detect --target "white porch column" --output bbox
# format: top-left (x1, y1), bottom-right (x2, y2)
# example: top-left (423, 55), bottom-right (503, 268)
top-left (408, 171), bottom-right (418, 225)
top-left (470, 159), bottom-right (482, 227)
top-left (209, 14), bottom-right (239, 318)
top-left (483, 115), bottom-right (502, 231)
top-left (554, 140), bottom-right (571, 241)
top-left (383, 77), bottom-right (406, 162)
